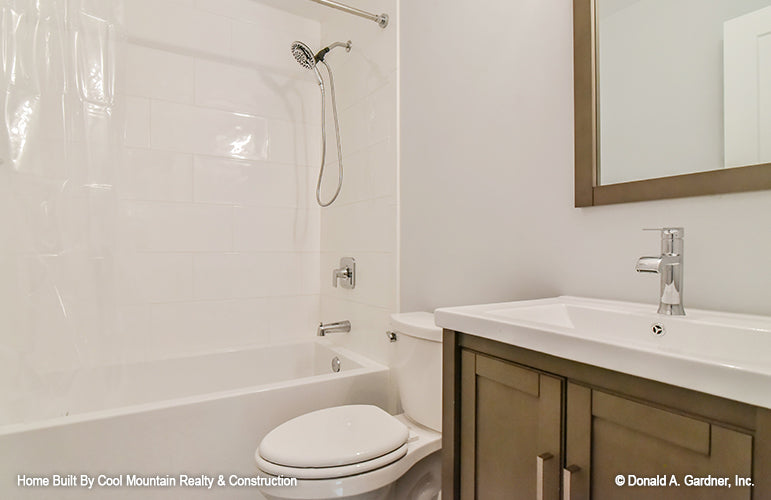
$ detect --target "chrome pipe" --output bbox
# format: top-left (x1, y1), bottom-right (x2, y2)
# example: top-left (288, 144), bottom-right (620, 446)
top-left (307, 0), bottom-right (389, 28)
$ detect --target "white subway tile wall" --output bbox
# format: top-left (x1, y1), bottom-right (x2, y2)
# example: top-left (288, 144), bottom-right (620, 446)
top-left (0, 0), bottom-right (398, 381)
top-left (319, 0), bottom-right (399, 366)
top-left (117, 0), bottom-right (324, 361)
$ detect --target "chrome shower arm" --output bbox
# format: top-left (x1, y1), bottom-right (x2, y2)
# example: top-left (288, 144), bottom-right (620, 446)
top-left (326, 41), bottom-right (352, 52)
top-left (314, 40), bottom-right (351, 62)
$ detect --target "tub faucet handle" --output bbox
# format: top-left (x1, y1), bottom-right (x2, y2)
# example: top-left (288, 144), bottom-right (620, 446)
top-left (332, 257), bottom-right (356, 289)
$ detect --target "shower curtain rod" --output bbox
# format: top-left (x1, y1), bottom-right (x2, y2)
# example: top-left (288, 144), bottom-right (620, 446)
top-left (307, 0), bottom-right (389, 28)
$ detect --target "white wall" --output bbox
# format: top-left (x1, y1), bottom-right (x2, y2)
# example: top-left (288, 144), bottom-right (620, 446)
top-left (400, 0), bottom-right (771, 317)
top-left (319, 0), bottom-right (399, 367)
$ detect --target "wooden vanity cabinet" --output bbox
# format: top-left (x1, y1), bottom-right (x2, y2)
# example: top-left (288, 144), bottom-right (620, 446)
top-left (443, 331), bottom-right (771, 500)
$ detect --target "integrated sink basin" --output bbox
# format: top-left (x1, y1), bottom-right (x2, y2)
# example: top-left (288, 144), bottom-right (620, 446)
top-left (434, 296), bottom-right (771, 408)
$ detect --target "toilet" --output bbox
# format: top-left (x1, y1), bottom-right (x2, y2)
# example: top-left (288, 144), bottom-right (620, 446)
top-left (255, 312), bottom-right (443, 500)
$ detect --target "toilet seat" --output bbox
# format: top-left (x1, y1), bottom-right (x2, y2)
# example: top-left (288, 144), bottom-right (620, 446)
top-left (256, 442), bottom-right (408, 479)
top-left (256, 405), bottom-right (410, 480)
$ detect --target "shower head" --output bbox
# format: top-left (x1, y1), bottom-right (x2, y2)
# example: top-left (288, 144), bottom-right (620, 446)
top-left (291, 40), bottom-right (352, 88)
top-left (291, 41), bottom-right (316, 70)
top-left (291, 40), bottom-right (353, 69)
top-left (291, 40), bottom-right (324, 86)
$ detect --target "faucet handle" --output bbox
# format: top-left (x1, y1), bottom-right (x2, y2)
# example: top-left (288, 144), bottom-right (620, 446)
top-left (642, 227), bottom-right (684, 239)
top-left (331, 257), bottom-right (356, 289)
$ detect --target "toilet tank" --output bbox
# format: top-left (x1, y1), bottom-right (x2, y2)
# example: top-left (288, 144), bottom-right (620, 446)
top-left (390, 312), bottom-right (443, 432)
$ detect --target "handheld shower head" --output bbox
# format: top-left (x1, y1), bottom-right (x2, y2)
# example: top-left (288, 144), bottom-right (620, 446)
top-left (290, 41), bottom-right (316, 70)
top-left (291, 41), bottom-right (324, 86)
top-left (290, 40), bottom-right (352, 207)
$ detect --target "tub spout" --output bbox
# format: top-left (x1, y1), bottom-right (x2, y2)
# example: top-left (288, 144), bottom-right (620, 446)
top-left (317, 320), bottom-right (351, 336)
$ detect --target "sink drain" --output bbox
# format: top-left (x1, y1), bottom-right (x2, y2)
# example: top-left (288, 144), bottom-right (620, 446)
top-left (651, 323), bottom-right (666, 337)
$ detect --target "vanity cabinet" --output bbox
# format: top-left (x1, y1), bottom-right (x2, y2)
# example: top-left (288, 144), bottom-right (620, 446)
top-left (443, 332), bottom-right (770, 500)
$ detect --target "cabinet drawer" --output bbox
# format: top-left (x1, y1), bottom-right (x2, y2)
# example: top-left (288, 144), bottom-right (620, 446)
top-left (592, 390), bottom-right (710, 454)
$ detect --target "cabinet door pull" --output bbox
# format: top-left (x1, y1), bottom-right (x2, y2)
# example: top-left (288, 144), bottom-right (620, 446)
top-left (536, 452), bottom-right (554, 500)
top-left (562, 465), bottom-right (581, 500)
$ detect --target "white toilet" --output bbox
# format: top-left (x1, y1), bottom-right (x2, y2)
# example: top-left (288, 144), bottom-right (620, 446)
top-left (255, 312), bottom-right (443, 500)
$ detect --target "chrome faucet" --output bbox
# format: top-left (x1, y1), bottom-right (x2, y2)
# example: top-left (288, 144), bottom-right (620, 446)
top-left (636, 227), bottom-right (685, 316)
top-left (317, 320), bottom-right (351, 336)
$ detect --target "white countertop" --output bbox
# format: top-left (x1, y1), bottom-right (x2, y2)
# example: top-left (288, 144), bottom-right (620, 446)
top-left (435, 296), bottom-right (771, 409)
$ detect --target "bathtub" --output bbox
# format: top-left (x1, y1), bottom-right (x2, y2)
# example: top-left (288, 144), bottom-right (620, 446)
top-left (0, 340), bottom-right (391, 499)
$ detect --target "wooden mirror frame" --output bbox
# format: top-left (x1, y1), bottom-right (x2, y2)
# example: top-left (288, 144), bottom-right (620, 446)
top-left (573, 0), bottom-right (771, 207)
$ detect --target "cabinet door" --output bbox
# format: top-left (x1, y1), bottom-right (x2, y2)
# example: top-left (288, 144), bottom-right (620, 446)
top-left (460, 350), bottom-right (562, 500)
top-left (565, 384), bottom-right (752, 500)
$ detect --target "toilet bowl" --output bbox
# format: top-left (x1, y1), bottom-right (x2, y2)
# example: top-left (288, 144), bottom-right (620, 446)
top-left (255, 312), bottom-right (443, 500)
top-left (255, 410), bottom-right (440, 500)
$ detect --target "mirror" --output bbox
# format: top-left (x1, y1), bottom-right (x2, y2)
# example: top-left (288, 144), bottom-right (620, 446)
top-left (574, 0), bottom-right (771, 207)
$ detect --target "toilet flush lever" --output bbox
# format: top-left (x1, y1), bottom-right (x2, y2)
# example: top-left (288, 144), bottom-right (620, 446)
top-left (332, 257), bottom-right (356, 289)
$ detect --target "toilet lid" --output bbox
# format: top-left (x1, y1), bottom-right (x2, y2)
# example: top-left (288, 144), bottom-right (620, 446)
top-left (256, 443), bottom-right (408, 480)
top-left (258, 405), bottom-right (409, 468)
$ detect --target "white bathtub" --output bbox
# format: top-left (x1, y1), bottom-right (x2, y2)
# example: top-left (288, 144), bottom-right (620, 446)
top-left (0, 340), bottom-right (390, 499)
